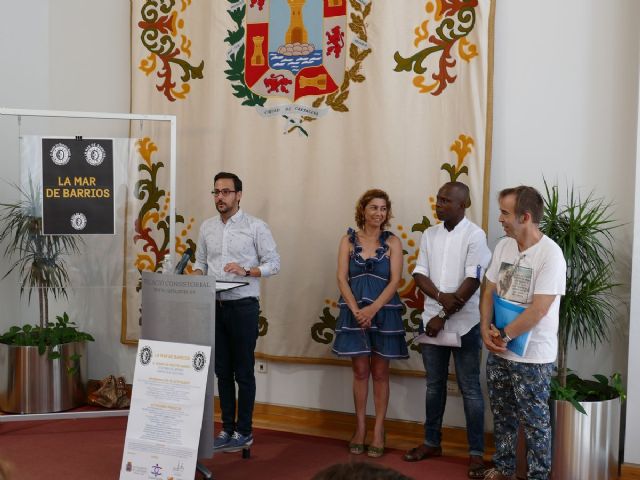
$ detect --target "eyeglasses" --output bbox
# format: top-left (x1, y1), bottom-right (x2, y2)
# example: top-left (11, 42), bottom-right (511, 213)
top-left (212, 189), bottom-right (237, 197)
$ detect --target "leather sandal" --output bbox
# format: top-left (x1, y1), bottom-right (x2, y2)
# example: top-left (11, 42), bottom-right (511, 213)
top-left (367, 433), bottom-right (385, 458)
top-left (348, 441), bottom-right (365, 455)
top-left (348, 432), bottom-right (366, 455)
top-left (468, 455), bottom-right (487, 479)
top-left (403, 444), bottom-right (442, 462)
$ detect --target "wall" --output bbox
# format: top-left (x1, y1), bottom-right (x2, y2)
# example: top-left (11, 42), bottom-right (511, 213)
top-left (490, 1), bottom-right (639, 379)
top-left (625, 42), bottom-right (640, 466)
top-left (1, 0), bottom-right (639, 460)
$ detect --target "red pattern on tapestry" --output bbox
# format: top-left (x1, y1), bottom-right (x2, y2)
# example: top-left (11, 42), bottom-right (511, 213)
top-left (295, 65), bottom-right (338, 100)
top-left (245, 23), bottom-right (270, 88)
top-left (264, 74), bottom-right (293, 94)
top-left (249, 0), bottom-right (266, 10)
top-left (324, 0), bottom-right (347, 17)
top-left (325, 26), bottom-right (345, 58)
top-left (441, 0), bottom-right (478, 17)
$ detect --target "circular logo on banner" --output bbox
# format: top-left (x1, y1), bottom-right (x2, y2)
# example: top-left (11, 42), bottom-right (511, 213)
top-left (50, 143), bottom-right (71, 165)
top-left (139, 345), bottom-right (153, 366)
top-left (192, 351), bottom-right (207, 372)
top-left (70, 213), bottom-right (87, 231)
top-left (84, 143), bottom-right (106, 166)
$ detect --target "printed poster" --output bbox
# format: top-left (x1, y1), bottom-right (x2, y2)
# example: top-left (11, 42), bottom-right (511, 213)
top-left (120, 340), bottom-right (211, 480)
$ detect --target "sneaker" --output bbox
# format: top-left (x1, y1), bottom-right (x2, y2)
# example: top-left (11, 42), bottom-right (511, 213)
top-left (213, 430), bottom-right (232, 449)
top-left (483, 468), bottom-right (515, 480)
top-left (225, 431), bottom-right (254, 451)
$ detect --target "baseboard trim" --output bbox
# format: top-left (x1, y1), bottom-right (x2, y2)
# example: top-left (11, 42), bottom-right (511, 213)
top-left (214, 398), bottom-right (494, 457)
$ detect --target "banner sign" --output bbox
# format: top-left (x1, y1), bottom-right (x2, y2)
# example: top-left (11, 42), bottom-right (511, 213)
top-left (42, 138), bottom-right (114, 235)
top-left (120, 339), bottom-right (211, 480)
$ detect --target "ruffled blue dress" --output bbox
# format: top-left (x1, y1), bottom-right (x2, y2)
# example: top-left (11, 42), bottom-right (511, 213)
top-left (332, 228), bottom-right (409, 359)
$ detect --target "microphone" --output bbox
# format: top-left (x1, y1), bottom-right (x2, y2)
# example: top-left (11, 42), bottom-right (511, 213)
top-left (174, 248), bottom-right (193, 274)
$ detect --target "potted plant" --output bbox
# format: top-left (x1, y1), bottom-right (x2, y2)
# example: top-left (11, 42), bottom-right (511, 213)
top-left (539, 180), bottom-right (624, 480)
top-left (0, 181), bottom-right (92, 413)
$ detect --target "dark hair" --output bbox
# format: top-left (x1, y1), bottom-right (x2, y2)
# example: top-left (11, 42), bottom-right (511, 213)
top-left (214, 172), bottom-right (242, 192)
top-left (354, 189), bottom-right (393, 230)
top-left (311, 462), bottom-right (413, 480)
top-left (499, 185), bottom-right (544, 224)
top-left (442, 181), bottom-right (471, 208)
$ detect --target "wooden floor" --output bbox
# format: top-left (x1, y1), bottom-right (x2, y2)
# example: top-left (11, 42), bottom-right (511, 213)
top-left (245, 400), bottom-right (493, 458)
top-left (236, 399), bottom-right (640, 479)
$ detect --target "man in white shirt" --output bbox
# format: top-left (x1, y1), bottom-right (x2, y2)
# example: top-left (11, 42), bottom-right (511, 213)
top-left (403, 182), bottom-right (491, 479)
top-left (480, 186), bottom-right (566, 480)
top-left (193, 172), bottom-right (280, 451)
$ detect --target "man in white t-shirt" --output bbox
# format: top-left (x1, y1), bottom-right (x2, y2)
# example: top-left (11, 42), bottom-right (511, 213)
top-left (403, 182), bottom-right (491, 479)
top-left (480, 186), bottom-right (566, 480)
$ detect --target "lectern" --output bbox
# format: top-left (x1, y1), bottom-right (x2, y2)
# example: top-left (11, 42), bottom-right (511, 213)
top-left (140, 271), bottom-right (248, 479)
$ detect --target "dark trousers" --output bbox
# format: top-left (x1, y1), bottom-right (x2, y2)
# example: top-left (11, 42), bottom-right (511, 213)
top-left (421, 324), bottom-right (484, 456)
top-left (215, 297), bottom-right (260, 436)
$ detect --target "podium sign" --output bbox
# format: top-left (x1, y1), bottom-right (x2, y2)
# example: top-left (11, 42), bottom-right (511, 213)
top-left (41, 137), bottom-right (114, 234)
top-left (120, 340), bottom-right (211, 480)
top-left (139, 272), bottom-right (217, 458)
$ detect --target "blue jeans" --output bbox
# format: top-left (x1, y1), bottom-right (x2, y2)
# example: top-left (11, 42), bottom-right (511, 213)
top-left (214, 297), bottom-right (260, 436)
top-left (486, 354), bottom-right (553, 480)
top-left (421, 323), bottom-right (484, 456)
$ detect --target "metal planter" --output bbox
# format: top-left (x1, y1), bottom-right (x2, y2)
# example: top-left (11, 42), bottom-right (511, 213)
top-left (551, 397), bottom-right (621, 480)
top-left (0, 341), bottom-right (88, 413)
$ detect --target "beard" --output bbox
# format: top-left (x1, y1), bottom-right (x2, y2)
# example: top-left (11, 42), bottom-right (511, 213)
top-left (216, 202), bottom-right (230, 214)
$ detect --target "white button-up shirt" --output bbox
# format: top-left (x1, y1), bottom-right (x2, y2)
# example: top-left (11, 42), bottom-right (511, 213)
top-left (193, 209), bottom-right (280, 300)
top-left (413, 217), bottom-right (491, 336)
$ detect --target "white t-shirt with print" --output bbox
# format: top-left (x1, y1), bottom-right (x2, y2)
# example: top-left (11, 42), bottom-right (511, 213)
top-left (485, 235), bottom-right (566, 364)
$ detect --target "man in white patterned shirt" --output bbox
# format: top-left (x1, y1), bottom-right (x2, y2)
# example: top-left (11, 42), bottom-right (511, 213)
top-left (193, 172), bottom-right (280, 450)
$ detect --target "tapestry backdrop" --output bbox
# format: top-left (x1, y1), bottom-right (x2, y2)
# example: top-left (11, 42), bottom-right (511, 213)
top-left (127, 0), bottom-right (495, 374)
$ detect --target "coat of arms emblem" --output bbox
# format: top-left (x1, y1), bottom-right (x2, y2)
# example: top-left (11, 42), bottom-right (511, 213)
top-left (245, 0), bottom-right (346, 101)
top-left (225, 0), bottom-right (372, 135)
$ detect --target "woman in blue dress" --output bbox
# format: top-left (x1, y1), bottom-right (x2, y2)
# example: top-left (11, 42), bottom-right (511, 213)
top-left (332, 189), bottom-right (409, 458)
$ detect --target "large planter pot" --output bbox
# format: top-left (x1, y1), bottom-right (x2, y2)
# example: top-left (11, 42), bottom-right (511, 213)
top-left (0, 341), bottom-right (88, 413)
top-left (551, 397), bottom-right (621, 480)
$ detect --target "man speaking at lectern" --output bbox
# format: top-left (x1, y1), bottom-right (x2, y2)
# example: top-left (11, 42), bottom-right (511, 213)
top-left (193, 172), bottom-right (280, 451)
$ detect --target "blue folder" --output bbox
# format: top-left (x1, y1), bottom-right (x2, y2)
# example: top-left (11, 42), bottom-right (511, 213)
top-left (492, 292), bottom-right (530, 356)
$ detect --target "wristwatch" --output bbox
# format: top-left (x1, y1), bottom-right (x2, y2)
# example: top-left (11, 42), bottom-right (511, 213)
top-left (244, 268), bottom-right (251, 277)
top-left (437, 309), bottom-right (448, 320)
top-left (498, 327), bottom-right (512, 342)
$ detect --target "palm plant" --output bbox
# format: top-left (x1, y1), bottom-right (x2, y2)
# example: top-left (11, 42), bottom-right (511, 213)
top-left (0, 181), bottom-right (82, 328)
top-left (539, 180), bottom-right (619, 390)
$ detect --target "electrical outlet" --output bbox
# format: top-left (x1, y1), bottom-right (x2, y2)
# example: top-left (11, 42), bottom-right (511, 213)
top-left (256, 360), bottom-right (268, 374)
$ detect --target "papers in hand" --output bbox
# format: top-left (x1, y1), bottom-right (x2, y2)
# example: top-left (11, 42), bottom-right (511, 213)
top-left (414, 331), bottom-right (461, 347)
top-left (492, 292), bottom-right (530, 356)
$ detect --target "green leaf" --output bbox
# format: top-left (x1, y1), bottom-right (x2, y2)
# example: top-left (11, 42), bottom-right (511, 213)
top-left (411, 216), bottom-right (432, 233)
top-left (541, 179), bottom-right (621, 384)
top-left (593, 374), bottom-right (608, 385)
